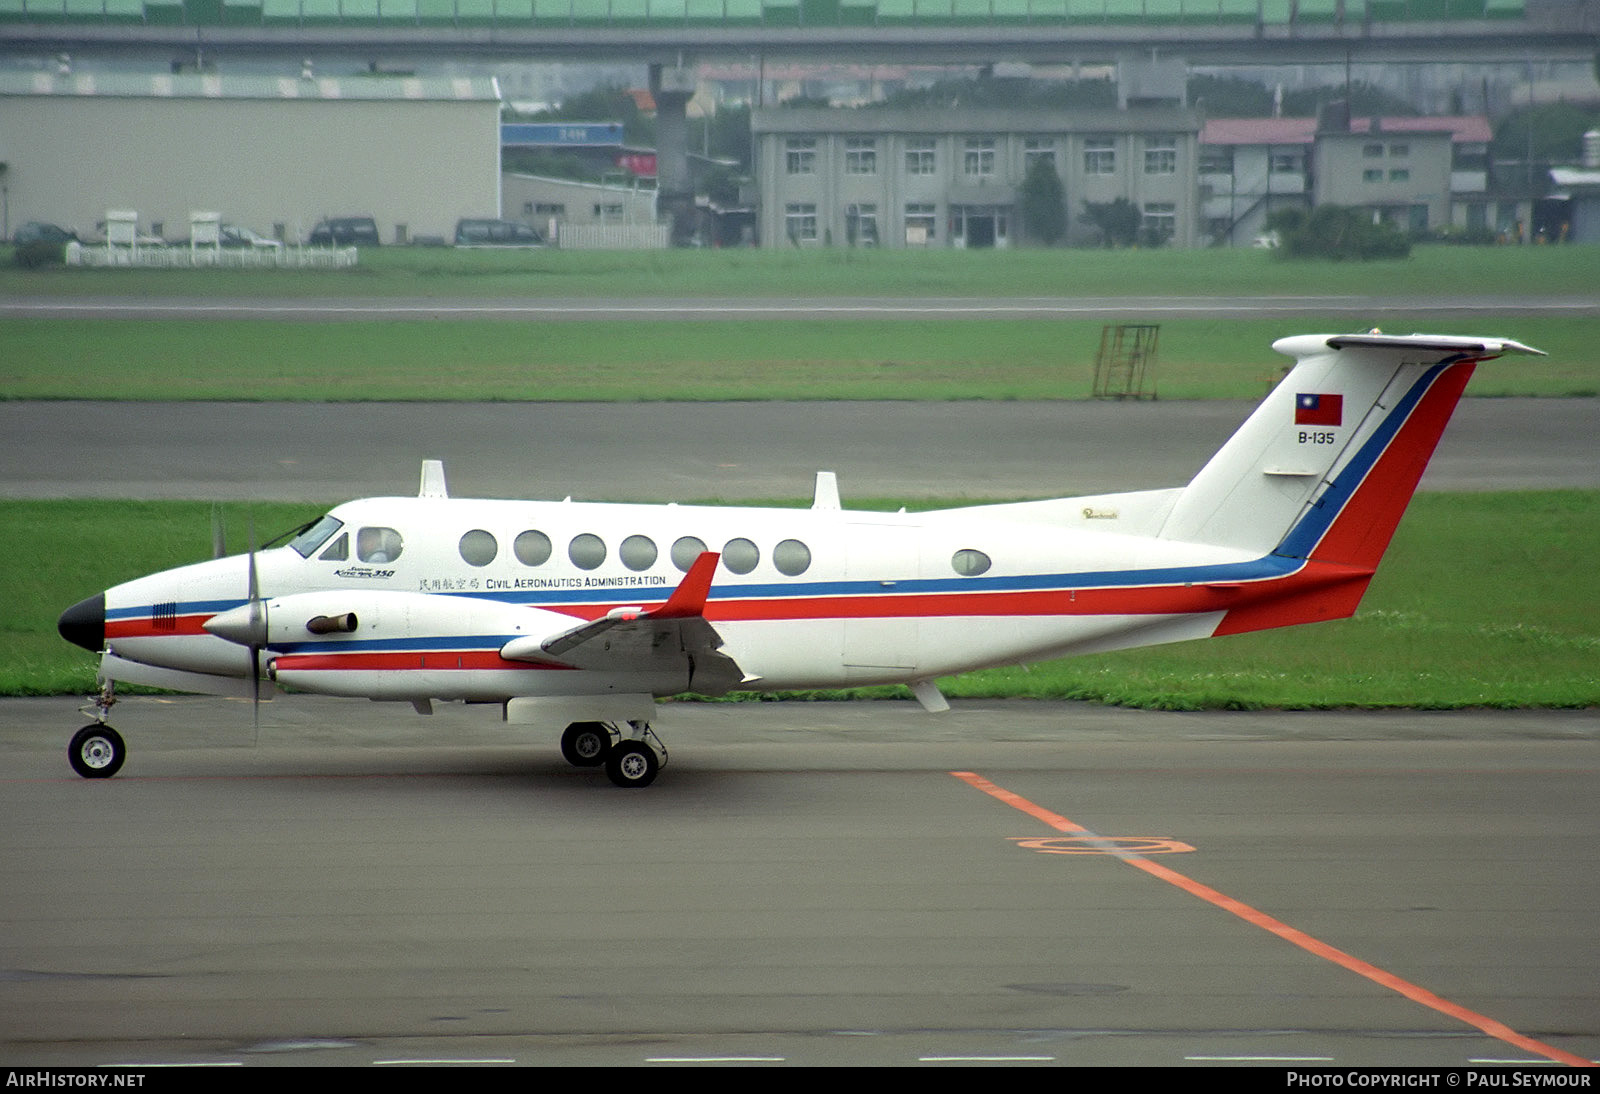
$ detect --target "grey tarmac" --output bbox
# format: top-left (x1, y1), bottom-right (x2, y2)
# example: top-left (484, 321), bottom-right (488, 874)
top-left (1, 696), bottom-right (1597, 1068)
top-left (2, 397), bottom-right (1596, 503)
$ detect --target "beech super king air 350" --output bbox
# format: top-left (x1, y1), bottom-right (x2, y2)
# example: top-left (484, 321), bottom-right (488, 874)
top-left (57, 332), bottom-right (1542, 787)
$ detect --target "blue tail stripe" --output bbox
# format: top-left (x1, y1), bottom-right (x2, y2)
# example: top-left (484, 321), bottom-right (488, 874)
top-left (1273, 363), bottom-right (1447, 560)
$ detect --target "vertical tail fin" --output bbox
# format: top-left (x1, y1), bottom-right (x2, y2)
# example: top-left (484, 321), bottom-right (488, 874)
top-left (1159, 333), bottom-right (1543, 570)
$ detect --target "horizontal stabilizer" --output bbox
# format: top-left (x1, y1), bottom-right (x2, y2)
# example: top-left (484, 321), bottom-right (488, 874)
top-left (1322, 333), bottom-right (1544, 358)
top-left (1159, 331), bottom-right (1543, 561)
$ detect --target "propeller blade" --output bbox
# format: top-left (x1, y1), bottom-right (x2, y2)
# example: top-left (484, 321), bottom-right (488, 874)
top-left (211, 504), bottom-right (227, 560)
top-left (248, 516), bottom-right (262, 739)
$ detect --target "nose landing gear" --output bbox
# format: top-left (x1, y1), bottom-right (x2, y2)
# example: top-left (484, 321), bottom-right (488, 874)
top-left (69, 681), bottom-right (125, 779)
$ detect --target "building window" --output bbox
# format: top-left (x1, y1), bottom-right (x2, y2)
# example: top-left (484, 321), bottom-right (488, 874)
top-left (1270, 153), bottom-right (1299, 174)
top-left (1389, 143), bottom-right (1409, 157)
top-left (905, 203), bottom-right (937, 241)
top-left (1389, 168), bottom-right (1410, 182)
top-left (785, 203), bottom-right (818, 242)
top-left (1023, 137), bottom-right (1056, 172)
top-left (1084, 138), bottom-right (1115, 176)
top-left (533, 203), bottom-right (565, 216)
top-left (1142, 202), bottom-right (1176, 245)
top-left (845, 203), bottom-right (878, 246)
top-left (786, 137), bottom-right (816, 175)
top-left (844, 137), bottom-right (877, 175)
top-left (1199, 148), bottom-right (1232, 175)
top-left (905, 138), bottom-right (936, 176)
top-left (1363, 168), bottom-right (1384, 183)
top-left (592, 204), bottom-right (623, 220)
top-left (1143, 136), bottom-right (1176, 175)
top-left (1363, 143), bottom-right (1385, 158)
top-left (963, 137), bottom-right (995, 176)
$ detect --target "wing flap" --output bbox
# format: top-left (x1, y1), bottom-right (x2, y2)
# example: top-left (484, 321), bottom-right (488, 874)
top-left (498, 552), bottom-right (746, 694)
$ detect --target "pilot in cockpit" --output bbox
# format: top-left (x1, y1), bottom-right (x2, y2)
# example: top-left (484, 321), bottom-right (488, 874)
top-left (357, 526), bottom-right (403, 564)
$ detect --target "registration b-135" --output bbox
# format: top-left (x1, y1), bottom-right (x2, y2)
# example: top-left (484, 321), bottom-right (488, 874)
top-left (57, 331), bottom-right (1541, 787)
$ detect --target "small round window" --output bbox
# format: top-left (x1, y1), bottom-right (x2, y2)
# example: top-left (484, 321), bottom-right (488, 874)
top-left (671, 536), bottom-right (707, 572)
top-left (459, 529), bottom-right (498, 567)
top-left (620, 535), bottom-right (658, 572)
top-left (722, 538), bottom-right (760, 575)
top-left (951, 548), bottom-right (991, 576)
top-left (773, 539), bottom-right (811, 577)
top-left (569, 533), bottom-right (606, 571)
top-left (514, 529), bottom-right (552, 567)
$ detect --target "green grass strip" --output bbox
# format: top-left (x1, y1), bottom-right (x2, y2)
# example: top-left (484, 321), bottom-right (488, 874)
top-left (4, 316), bottom-right (1595, 401)
top-left (6, 243), bottom-right (1600, 301)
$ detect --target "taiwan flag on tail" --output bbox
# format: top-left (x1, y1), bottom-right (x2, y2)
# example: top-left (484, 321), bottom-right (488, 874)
top-left (1295, 392), bottom-right (1343, 426)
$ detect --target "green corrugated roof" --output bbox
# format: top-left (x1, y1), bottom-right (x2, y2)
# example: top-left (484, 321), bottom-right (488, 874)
top-left (0, 70), bottom-right (502, 101)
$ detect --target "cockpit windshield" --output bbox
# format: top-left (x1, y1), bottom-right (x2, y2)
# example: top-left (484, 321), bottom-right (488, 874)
top-left (287, 514), bottom-right (345, 558)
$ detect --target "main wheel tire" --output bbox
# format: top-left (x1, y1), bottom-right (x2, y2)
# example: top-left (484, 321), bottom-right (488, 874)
top-left (560, 721), bottom-right (611, 767)
top-left (605, 741), bottom-right (659, 788)
top-left (69, 724), bottom-right (125, 779)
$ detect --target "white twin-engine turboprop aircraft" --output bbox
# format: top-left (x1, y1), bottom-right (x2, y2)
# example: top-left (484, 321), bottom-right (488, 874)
top-left (57, 332), bottom-right (1541, 787)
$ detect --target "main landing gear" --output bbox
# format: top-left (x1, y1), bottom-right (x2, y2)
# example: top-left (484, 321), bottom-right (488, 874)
top-left (559, 720), bottom-right (666, 789)
top-left (69, 681), bottom-right (125, 779)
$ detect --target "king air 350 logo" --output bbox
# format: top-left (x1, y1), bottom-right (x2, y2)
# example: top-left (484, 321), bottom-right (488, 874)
top-left (334, 567), bottom-right (395, 580)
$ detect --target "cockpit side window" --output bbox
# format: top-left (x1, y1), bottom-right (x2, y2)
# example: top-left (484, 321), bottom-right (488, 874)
top-left (289, 515), bottom-right (344, 558)
top-left (357, 527), bottom-right (404, 564)
top-left (318, 533), bottom-right (349, 562)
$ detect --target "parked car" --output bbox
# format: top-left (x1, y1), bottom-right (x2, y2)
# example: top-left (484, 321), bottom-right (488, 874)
top-left (13, 222), bottom-right (78, 246)
top-left (220, 224), bottom-right (283, 250)
top-left (454, 218), bottom-right (544, 248)
top-left (308, 217), bottom-right (380, 247)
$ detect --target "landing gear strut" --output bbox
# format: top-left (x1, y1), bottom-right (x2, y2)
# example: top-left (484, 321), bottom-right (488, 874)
top-left (69, 681), bottom-right (124, 779)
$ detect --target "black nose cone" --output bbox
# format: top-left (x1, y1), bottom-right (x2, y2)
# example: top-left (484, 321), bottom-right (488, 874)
top-left (59, 593), bottom-right (105, 653)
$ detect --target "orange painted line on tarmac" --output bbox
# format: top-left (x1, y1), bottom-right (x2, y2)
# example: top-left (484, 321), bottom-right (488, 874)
top-left (951, 770), bottom-right (1594, 1070)
top-left (951, 771), bottom-right (1090, 834)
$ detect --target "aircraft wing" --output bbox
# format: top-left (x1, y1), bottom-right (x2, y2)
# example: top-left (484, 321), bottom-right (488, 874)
top-left (498, 552), bottom-right (749, 694)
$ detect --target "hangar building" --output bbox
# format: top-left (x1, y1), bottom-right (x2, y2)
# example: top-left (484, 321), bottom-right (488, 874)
top-left (0, 69), bottom-right (502, 245)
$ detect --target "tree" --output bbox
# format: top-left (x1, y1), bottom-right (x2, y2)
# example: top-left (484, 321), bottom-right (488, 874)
top-left (1079, 198), bottom-right (1141, 248)
top-left (1265, 204), bottom-right (1410, 260)
top-left (1492, 103), bottom-right (1600, 163)
top-left (1020, 157), bottom-right (1067, 245)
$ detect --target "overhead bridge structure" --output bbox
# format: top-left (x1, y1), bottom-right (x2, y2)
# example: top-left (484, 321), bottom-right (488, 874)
top-left (0, 0), bottom-right (1593, 66)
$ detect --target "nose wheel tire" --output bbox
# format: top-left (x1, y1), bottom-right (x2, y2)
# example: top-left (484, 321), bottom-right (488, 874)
top-left (605, 741), bottom-right (660, 788)
top-left (69, 724), bottom-right (126, 779)
top-left (560, 721), bottom-right (612, 767)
